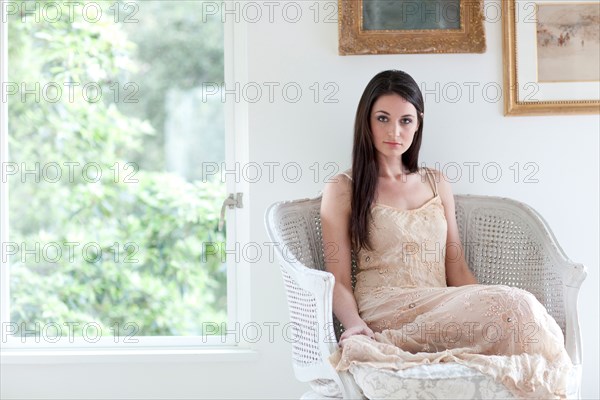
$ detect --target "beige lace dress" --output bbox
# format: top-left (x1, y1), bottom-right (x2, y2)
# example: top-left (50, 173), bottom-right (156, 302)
top-left (329, 167), bottom-right (573, 399)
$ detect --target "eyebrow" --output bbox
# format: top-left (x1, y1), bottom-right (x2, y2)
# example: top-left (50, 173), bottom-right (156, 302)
top-left (373, 110), bottom-right (416, 117)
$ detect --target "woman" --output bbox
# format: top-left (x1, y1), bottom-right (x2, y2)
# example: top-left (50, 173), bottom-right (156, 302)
top-left (320, 70), bottom-right (573, 399)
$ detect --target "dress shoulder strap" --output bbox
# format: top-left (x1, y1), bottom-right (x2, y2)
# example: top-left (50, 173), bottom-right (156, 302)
top-left (422, 167), bottom-right (438, 197)
top-left (340, 168), bottom-right (353, 181)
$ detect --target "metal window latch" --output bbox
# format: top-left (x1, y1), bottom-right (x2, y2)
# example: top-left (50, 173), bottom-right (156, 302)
top-left (218, 192), bottom-right (243, 231)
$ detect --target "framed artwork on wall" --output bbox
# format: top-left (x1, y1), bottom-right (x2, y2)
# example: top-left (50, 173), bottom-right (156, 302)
top-left (338, 0), bottom-right (486, 55)
top-left (503, 0), bottom-right (600, 116)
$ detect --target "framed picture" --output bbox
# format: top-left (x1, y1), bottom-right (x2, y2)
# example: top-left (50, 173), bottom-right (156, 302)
top-left (503, 0), bottom-right (600, 116)
top-left (338, 0), bottom-right (486, 55)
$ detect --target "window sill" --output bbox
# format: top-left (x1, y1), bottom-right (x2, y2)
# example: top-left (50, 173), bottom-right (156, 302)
top-left (0, 347), bottom-right (259, 364)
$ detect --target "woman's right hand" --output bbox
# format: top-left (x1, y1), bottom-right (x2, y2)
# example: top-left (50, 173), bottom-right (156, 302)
top-left (339, 323), bottom-right (375, 346)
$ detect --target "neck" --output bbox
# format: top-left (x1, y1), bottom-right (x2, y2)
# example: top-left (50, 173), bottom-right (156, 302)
top-left (377, 160), bottom-right (410, 179)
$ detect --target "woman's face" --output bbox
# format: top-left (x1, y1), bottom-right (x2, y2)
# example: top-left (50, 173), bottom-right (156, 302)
top-left (369, 93), bottom-right (420, 161)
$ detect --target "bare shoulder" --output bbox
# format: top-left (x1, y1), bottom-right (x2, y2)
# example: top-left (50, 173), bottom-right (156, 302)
top-left (320, 172), bottom-right (352, 217)
top-left (425, 167), bottom-right (455, 208)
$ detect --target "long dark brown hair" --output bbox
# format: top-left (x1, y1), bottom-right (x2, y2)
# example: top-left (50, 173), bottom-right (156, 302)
top-left (350, 70), bottom-right (425, 254)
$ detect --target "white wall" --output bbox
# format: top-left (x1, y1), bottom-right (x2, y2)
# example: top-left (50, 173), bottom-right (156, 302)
top-left (2, 1), bottom-right (598, 399)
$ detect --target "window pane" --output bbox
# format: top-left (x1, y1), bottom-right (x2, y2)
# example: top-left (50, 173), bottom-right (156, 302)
top-left (6, 0), bottom-right (226, 338)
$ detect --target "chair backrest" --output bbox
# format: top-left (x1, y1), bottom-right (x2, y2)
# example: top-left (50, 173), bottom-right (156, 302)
top-left (267, 196), bottom-right (325, 271)
top-left (454, 194), bottom-right (570, 334)
top-left (265, 193), bottom-right (585, 341)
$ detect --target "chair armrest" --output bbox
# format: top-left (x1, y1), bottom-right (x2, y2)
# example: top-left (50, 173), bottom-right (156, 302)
top-left (277, 256), bottom-right (365, 399)
top-left (276, 254), bottom-right (340, 377)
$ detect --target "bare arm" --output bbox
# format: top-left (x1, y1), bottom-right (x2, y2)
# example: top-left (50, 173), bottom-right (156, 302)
top-left (320, 174), bottom-right (374, 342)
top-left (434, 169), bottom-right (479, 286)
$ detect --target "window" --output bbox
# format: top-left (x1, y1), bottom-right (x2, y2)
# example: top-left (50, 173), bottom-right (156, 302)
top-left (0, 0), bottom-right (247, 349)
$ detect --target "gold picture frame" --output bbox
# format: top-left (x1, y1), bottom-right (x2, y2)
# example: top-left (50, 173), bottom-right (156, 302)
top-left (338, 0), bottom-right (486, 55)
top-left (503, 0), bottom-right (600, 116)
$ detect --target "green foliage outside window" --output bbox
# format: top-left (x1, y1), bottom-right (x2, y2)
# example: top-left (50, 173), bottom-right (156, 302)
top-left (6, 0), bottom-right (227, 337)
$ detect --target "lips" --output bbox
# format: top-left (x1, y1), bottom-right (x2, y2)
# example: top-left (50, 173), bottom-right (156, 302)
top-left (384, 141), bottom-right (401, 145)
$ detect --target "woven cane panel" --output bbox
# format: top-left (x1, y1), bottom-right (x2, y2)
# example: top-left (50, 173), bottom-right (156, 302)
top-left (278, 212), bottom-right (317, 270)
top-left (281, 267), bottom-right (322, 366)
top-left (467, 208), bottom-right (566, 336)
top-left (311, 206), bottom-right (327, 272)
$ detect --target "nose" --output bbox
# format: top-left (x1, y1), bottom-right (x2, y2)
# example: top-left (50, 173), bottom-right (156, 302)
top-left (389, 121), bottom-right (402, 137)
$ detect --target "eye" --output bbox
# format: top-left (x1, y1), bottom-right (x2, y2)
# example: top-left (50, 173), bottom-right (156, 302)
top-left (376, 115), bottom-right (388, 122)
top-left (401, 118), bottom-right (413, 125)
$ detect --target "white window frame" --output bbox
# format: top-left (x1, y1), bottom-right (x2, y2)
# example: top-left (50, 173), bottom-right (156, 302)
top-left (0, 0), bottom-right (254, 362)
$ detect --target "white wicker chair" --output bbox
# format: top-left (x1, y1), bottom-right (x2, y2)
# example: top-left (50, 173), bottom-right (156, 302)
top-left (264, 194), bottom-right (586, 400)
